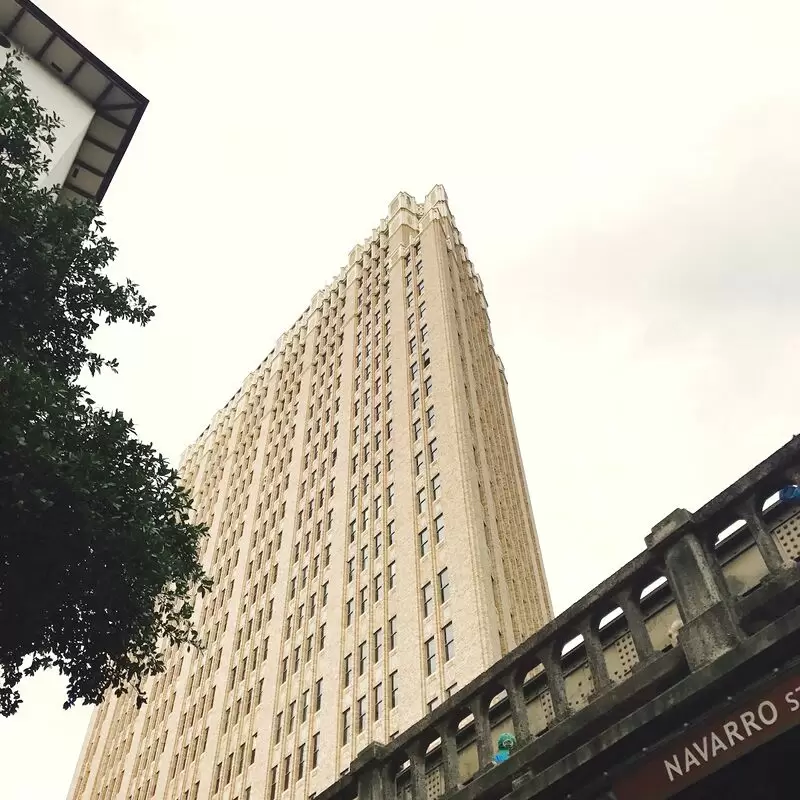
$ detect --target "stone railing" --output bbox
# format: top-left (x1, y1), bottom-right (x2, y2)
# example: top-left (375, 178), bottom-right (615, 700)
top-left (317, 435), bottom-right (800, 800)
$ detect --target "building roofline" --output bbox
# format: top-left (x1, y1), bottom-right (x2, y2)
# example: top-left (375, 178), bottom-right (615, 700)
top-left (1, 0), bottom-right (149, 202)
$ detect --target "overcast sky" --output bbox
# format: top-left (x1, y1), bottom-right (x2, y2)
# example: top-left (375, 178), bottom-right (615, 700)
top-left (4, 1), bottom-right (800, 797)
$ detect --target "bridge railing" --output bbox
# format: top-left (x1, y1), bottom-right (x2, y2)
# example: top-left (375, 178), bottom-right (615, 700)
top-left (316, 436), bottom-right (800, 800)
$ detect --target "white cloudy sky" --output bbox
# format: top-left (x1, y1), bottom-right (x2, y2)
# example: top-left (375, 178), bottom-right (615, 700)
top-left (3, 1), bottom-right (800, 797)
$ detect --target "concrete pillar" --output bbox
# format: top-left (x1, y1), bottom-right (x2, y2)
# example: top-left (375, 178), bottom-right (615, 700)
top-left (500, 673), bottom-right (531, 743)
top-left (617, 587), bottom-right (655, 664)
top-left (356, 749), bottom-right (395, 800)
top-left (437, 721), bottom-right (461, 793)
top-left (580, 618), bottom-right (611, 694)
top-left (739, 497), bottom-right (790, 576)
top-left (407, 741), bottom-right (427, 800)
top-left (469, 695), bottom-right (493, 767)
top-left (647, 509), bottom-right (743, 671)
top-left (538, 642), bottom-right (571, 721)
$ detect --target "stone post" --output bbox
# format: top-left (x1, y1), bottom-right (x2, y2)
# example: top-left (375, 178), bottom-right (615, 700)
top-left (538, 642), bottom-right (571, 721)
top-left (738, 496), bottom-right (790, 576)
top-left (469, 695), bottom-right (493, 767)
top-left (500, 672), bottom-right (531, 743)
top-left (407, 740), bottom-right (427, 800)
top-left (354, 744), bottom-right (395, 800)
top-left (617, 587), bottom-right (655, 665)
top-left (646, 509), bottom-right (743, 671)
top-left (580, 618), bottom-right (612, 695)
top-left (437, 721), bottom-right (461, 794)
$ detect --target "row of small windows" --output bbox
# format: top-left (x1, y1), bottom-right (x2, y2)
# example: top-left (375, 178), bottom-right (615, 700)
top-left (340, 671), bottom-right (398, 745)
top-left (268, 731), bottom-right (321, 798)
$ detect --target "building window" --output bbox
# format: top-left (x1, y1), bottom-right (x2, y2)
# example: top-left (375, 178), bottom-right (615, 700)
top-left (434, 514), bottom-right (444, 543)
top-left (422, 583), bottom-right (433, 617)
top-left (283, 755), bottom-right (292, 791)
top-left (389, 616), bottom-right (397, 650)
top-left (419, 527), bottom-right (430, 557)
top-left (426, 405), bottom-right (435, 428)
top-left (269, 766), bottom-right (277, 800)
top-left (343, 654), bottom-right (352, 687)
top-left (417, 488), bottom-right (427, 514)
top-left (410, 362), bottom-right (419, 380)
top-left (425, 637), bottom-right (437, 676)
top-left (342, 709), bottom-right (351, 744)
top-left (431, 473), bottom-right (442, 501)
top-left (388, 561), bottom-right (396, 589)
top-left (424, 375), bottom-right (433, 396)
top-left (422, 349), bottom-right (431, 368)
top-left (427, 697), bottom-right (439, 712)
top-left (358, 641), bottom-right (367, 676)
top-left (443, 622), bottom-right (455, 661)
top-left (438, 567), bottom-right (450, 603)
top-left (374, 682), bottom-right (384, 720)
top-left (346, 598), bottom-right (354, 626)
top-left (414, 451), bottom-right (424, 476)
top-left (357, 696), bottom-right (367, 733)
top-left (312, 733), bottom-right (320, 768)
top-left (373, 628), bottom-right (383, 662)
top-left (360, 586), bottom-right (368, 614)
top-left (428, 438), bottom-right (438, 462)
top-left (412, 388), bottom-right (420, 408)
top-left (388, 519), bottom-right (396, 546)
top-left (374, 572), bottom-right (383, 602)
top-left (374, 532), bottom-right (382, 559)
top-left (390, 671), bottom-right (398, 708)
top-left (297, 743), bottom-right (306, 779)
top-left (413, 419), bottom-right (422, 441)
top-left (420, 323), bottom-right (428, 342)
top-left (361, 544), bottom-right (369, 570)
top-left (387, 483), bottom-right (395, 506)
top-left (315, 678), bottom-right (323, 711)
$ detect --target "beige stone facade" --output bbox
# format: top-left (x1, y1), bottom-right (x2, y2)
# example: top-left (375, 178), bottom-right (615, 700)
top-left (67, 186), bottom-right (553, 800)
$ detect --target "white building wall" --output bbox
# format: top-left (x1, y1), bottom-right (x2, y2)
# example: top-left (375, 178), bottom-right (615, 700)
top-left (17, 54), bottom-right (94, 189)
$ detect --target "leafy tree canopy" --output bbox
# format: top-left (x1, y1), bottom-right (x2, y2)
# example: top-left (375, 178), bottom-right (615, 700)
top-left (0, 51), bottom-right (209, 716)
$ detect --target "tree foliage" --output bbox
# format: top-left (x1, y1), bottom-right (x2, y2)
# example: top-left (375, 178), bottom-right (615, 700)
top-left (0, 51), bottom-right (209, 716)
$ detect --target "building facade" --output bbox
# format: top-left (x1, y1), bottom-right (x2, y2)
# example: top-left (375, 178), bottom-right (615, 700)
top-left (68, 186), bottom-right (552, 800)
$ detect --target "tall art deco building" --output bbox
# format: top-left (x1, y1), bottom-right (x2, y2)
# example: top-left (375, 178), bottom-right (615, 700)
top-left (69, 186), bottom-right (553, 800)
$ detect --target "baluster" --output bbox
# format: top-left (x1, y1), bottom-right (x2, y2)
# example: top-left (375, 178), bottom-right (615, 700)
top-left (738, 496), bottom-right (789, 576)
top-left (407, 741), bottom-right (427, 800)
top-left (500, 672), bottom-right (531, 743)
top-left (538, 642), bottom-right (570, 721)
top-left (580, 618), bottom-right (611, 694)
top-left (617, 586), bottom-right (655, 665)
top-left (437, 720), bottom-right (460, 793)
top-left (468, 695), bottom-right (492, 767)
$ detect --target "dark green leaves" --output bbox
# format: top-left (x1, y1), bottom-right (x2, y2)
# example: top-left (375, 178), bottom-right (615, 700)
top-left (0, 52), bottom-right (209, 715)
